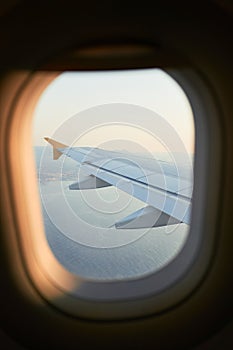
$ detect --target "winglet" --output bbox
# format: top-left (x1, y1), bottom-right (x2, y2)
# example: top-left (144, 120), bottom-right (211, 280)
top-left (44, 137), bottom-right (68, 160)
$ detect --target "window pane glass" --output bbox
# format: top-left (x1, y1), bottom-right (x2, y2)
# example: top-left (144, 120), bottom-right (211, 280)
top-left (33, 69), bottom-right (194, 280)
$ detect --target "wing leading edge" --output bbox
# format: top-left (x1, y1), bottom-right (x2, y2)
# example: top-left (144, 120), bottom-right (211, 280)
top-left (44, 137), bottom-right (192, 229)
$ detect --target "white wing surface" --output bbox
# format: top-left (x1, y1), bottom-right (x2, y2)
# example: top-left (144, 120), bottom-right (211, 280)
top-left (44, 138), bottom-right (193, 229)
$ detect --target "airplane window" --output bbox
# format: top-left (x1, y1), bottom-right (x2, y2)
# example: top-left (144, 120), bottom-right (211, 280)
top-left (33, 69), bottom-right (194, 281)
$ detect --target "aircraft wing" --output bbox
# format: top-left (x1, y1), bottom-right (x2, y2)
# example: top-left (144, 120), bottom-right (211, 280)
top-left (44, 137), bottom-right (193, 229)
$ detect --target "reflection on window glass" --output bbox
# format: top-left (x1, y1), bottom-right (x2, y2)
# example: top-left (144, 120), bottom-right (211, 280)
top-left (33, 69), bottom-right (194, 280)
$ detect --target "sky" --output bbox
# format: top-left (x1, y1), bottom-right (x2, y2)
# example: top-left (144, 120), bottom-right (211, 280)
top-left (33, 69), bottom-right (194, 155)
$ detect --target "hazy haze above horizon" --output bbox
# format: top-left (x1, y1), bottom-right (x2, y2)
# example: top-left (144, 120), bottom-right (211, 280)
top-left (33, 69), bottom-right (194, 155)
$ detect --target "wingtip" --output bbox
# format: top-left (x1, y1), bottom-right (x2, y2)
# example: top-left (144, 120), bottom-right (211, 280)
top-left (43, 137), bottom-right (68, 160)
top-left (43, 137), bottom-right (68, 148)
